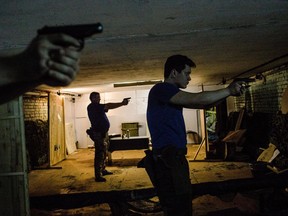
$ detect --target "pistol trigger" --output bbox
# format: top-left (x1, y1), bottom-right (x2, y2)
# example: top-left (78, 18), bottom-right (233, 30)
top-left (78, 39), bottom-right (84, 51)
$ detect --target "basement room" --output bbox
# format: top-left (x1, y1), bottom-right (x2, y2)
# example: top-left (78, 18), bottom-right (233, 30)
top-left (1, 1), bottom-right (288, 216)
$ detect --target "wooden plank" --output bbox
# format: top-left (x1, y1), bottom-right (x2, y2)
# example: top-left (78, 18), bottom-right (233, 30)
top-left (222, 129), bottom-right (247, 144)
top-left (0, 97), bottom-right (30, 215)
top-left (235, 108), bottom-right (245, 130)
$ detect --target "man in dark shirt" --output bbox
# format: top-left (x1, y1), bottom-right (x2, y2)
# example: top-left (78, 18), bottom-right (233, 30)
top-left (146, 55), bottom-right (246, 215)
top-left (87, 92), bottom-right (130, 182)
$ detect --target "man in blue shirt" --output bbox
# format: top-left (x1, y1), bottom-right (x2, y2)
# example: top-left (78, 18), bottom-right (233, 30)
top-left (87, 92), bottom-right (130, 182)
top-left (146, 55), bottom-right (245, 215)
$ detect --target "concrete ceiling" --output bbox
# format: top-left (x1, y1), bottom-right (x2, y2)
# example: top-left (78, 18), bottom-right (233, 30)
top-left (1, 0), bottom-right (288, 93)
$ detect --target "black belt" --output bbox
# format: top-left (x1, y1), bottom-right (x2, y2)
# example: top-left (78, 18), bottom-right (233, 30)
top-left (152, 146), bottom-right (187, 156)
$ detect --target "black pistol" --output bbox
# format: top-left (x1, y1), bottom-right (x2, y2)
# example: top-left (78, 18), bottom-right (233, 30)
top-left (37, 23), bottom-right (103, 50)
top-left (233, 77), bottom-right (255, 88)
top-left (124, 97), bottom-right (131, 100)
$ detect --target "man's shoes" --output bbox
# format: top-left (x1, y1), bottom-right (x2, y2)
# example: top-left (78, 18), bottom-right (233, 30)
top-left (95, 176), bottom-right (106, 182)
top-left (95, 170), bottom-right (112, 182)
top-left (102, 170), bottom-right (113, 176)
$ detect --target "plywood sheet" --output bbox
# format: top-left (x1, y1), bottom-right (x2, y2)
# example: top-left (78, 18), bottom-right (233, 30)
top-left (49, 94), bottom-right (65, 166)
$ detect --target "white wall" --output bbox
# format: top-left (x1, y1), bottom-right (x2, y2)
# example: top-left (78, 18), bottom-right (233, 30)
top-left (64, 97), bottom-right (78, 151)
top-left (73, 89), bottom-right (150, 148)
top-left (70, 85), bottom-right (222, 148)
top-left (74, 94), bottom-right (94, 148)
top-left (64, 97), bottom-right (76, 125)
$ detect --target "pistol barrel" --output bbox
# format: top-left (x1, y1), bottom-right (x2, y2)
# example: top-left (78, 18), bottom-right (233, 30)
top-left (37, 23), bottom-right (103, 38)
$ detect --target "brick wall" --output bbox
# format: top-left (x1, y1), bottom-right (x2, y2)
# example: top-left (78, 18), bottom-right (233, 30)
top-left (23, 95), bottom-right (48, 121)
top-left (234, 65), bottom-right (288, 114)
top-left (23, 94), bottom-right (49, 168)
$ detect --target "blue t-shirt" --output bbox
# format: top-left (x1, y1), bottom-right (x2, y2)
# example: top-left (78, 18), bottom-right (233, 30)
top-left (87, 103), bottom-right (110, 133)
top-left (147, 82), bottom-right (187, 149)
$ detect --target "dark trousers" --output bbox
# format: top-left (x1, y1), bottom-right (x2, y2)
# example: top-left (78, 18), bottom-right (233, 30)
top-left (91, 131), bottom-right (109, 178)
top-left (153, 147), bottom-right (192, 216)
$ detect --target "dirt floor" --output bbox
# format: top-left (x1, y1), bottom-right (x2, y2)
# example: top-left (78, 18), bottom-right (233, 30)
top-left (29, 144), bottom-right (288, 216)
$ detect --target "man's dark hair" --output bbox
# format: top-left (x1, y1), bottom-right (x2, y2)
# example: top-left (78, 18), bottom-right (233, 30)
top-left (164, 55), bottom-right (196, 78)
top-left (89, 91), bottom-right (99, 100)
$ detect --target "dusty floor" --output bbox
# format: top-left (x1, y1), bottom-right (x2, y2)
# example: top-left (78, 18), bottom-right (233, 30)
top-left (28, 144), bottom-right (286, 215)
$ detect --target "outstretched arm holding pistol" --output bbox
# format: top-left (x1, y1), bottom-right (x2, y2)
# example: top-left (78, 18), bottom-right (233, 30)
top-left (104, 97), bottom-right (131, 110)
top-left (233, 77), bottom-right (255, 89)
top-left (0, 22), bottom-right (103, 104)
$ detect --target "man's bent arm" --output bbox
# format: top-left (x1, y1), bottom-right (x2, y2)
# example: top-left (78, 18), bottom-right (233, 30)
top-left (0, 34), bottom-right (81, 105)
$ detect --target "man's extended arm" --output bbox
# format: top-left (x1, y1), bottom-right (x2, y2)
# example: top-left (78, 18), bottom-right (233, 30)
top-left (170, 81), bottom-right (245, 109)
top-left (104, 98), bottom-right (130, 110)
